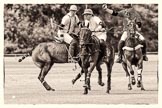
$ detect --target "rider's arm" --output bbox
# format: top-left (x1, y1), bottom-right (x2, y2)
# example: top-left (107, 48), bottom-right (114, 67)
top-left (59, 15), bottom-right (69, 30)
top-left (94, 17), bottom-right (105, 31)
top-left (135, 10), bottom-right (142, 31)
top-left (102, 4), bottom-right (118, 16)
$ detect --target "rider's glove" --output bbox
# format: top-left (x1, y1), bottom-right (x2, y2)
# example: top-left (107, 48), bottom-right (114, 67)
top-left (102, 4), bottom-right (108, 10)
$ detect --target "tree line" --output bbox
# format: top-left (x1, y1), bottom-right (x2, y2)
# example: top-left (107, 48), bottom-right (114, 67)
top-left (4, 4), bottom-right (158, 54)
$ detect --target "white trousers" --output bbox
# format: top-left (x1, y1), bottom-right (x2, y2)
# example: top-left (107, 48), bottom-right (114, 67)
top-left (94, 32), bottom-right (107, 41)
top-left (121, 31), bottom-right (145, 41)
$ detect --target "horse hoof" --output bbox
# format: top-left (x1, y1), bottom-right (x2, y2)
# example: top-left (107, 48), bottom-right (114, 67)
top-left (128, 87), bottom-right (132, 90)
top-left (131, 80), bottom-right (136, 85)
top-left (88, 86), bottom-right (91, 90)
top-left (83, 92), bottom-right (88, 95)
top-left (72, 79), bottom-right (75, 85)
top-left (18, 59), bottom-right (22, 62)
top-left (106, 90), bottom-right (110, 94)
top-left (137, 81), bottom-right (141, 88)
top-left (141, 88), bottom-right (145, 91)
top-left (128, 84), bottom-right (132, 90)
top-left (137, 84), bottom-right (141, 88)
top-left (50, 88), bottom-right (55, 91)
top-left (98, 82), bottom-right (105, 86)
top-left (83, 88), bottom-right (88, 95)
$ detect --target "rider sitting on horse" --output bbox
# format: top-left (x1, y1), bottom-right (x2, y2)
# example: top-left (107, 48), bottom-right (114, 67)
top-left (102, 4), bottom-right (148, 63)
top-left (57, 5), bottom-right (80, 62)
top-left (82, 8), bottom-right (108, 60)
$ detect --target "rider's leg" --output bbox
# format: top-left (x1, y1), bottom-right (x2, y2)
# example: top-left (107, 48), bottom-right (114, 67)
top-left (69, 39), bottom-right (78, 60)
top-left (63, 33), bottom-right (78, 62)
top-left (116, 31), bottom-right (127, 63)
top-left (136, 32), bottom-right (148, 61)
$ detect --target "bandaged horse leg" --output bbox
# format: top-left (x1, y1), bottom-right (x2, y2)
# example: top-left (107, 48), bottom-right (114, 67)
top-left (137, 68), bottom-right (145, 90)
top-left (96, 63), bottom-right (105, 86)
top-left (127, 63), bottom-right (136, 85)
top-left (38, 62), bottom-right (54, 91)
top-left (37, 52), bottom-right (55, 91)
top-left (137, 69), bottom-right (142, 87)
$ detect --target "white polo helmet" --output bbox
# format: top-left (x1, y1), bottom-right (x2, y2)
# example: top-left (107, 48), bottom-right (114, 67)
top-left (82, 9), bottom-right (94, 15)
top-left (69, 5), bottom-right (77, 11)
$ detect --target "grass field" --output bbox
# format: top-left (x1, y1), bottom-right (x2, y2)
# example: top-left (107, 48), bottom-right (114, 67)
top-left (4, 55), bottom-right (158, 104)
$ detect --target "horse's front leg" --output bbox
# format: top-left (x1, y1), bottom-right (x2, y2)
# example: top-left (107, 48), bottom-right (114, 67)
top-left (122, 62), bottom-right (132, 90)
top-left (96, 62), bottom-right (105, 86)
top-left (83, 67), bottom-right (89, 94)
top-left (127, 61), bottom-right (136, 85)
top-left (87, 56), bottom-right (99, 90)
top-left (72, 70), bottom-right (83, 85)
top-left (72, 59), bottom-right (84, 85)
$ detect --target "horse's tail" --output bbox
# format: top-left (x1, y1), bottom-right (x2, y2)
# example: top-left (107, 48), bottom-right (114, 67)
top-left (18, 47), bottom-right (34, 62)
top-left (18, 52), bottom-right (32, 62)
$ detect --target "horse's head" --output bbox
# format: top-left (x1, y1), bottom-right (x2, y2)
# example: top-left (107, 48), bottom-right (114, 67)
top-left (79, 27), bottom-right (92, 46)
top-left (125, 18), bottom-right (142, 49)
top-left (127, 18), bottom-right (137, 36)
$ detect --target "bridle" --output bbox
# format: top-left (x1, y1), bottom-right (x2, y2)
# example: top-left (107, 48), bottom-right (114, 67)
top-left (79, 27), bottom-right (100, 56)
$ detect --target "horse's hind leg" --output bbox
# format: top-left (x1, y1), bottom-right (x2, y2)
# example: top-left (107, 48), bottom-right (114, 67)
top-left (38, 62), bottom-right (54, 91)
top-left (122, 62), bottom-right (132, 90)
top-left (37, 51), bottom-right (54, 91)
top-left (96, 63), bottom-right (105, 86)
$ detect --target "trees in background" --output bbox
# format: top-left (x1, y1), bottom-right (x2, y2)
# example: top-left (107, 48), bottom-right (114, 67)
top-left (4, 4), bottom-right (158, 54)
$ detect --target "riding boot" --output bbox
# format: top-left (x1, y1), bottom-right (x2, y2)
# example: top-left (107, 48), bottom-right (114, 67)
top-left (69, 39), bottom-right (79, 62)
top-left (141, 40), bottom-right (148, 61)
top-left (116, 40), bottom-right (125, 63)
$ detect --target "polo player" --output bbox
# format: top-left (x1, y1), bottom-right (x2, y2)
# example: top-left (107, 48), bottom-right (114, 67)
top-left (57, 5), bottom-right (80, 61)
top-left (102, 4), bottom-right (148, 63)
top-left (82, 8), bottom-right (108, 60)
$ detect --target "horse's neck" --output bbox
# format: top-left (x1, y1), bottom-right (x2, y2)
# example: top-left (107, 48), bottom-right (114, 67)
top-left (125, 36), bottom-right (139, 47)
top-left (90, 36), bottom-right (100, 50)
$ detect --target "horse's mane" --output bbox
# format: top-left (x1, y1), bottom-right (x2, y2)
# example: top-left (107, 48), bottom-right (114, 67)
top-left (90, 35), bottom-right (100, 52)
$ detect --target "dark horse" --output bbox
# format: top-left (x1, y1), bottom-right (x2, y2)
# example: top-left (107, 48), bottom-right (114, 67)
top-left (121, 18), bottom-right (145, 90)
top-left (72, 27), bottom-right (115, 94)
